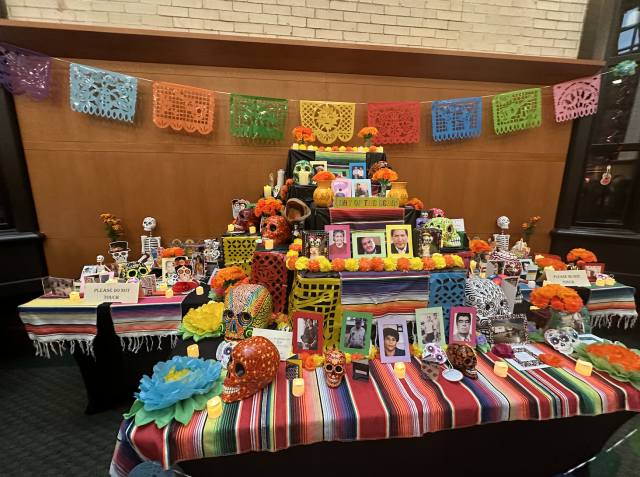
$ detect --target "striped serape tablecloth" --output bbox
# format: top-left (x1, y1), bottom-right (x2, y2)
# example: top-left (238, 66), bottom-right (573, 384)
top-left (586, 283), bottom-right (637, 329)
top-left (110, 296), bottom-right (186, 351)
top-left (110, 343), bottom-right (640, 476)
top-left (329, 207), bottom-right (405, 231)
top-left (18, 298), bottom-right (100, 357)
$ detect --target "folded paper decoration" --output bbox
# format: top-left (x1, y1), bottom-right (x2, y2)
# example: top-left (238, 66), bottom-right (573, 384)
top-left (492, 88), bottom-right (542, 134)
top-left (367, 102), bottom-right (420, 144)
top-left (0, 42), bottom-right (52, 100)
top-left (553, 75), bottom-right (601, 122)
top-left (70, 63), bottom-right (138, 123)
top-left (300, 101), bottom-right (355, 144)
top-left (230, 94), bottom-right (288, 140)
top-left (432, 97), bottom-right (482, 141)
top-left (152, 82), bottom-right (215, 134)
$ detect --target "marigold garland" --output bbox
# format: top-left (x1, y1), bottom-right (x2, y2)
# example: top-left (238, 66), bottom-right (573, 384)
top-left (469, 239), bottom-right (493, 255)
top-left (383, 257), bottom-right (397, 271)
top-left (212, 266), bottom-right (247, 289)
top-left (453, 255), bottom-right (464, 267)
top-left (161, 247), bottom-right (185, 258)
top-left (422, 257), bottom-right (436, 270)
top-left (285, 254), bottom-right (465, 273)
top-left (371, 257), bottom-right (385, 272)
top-left (358, 257), bottom-right (372, 272)
top-left (409, 257), bottom-right (423, 271)
top-left (530, 283), bottom-right (583, 313)
top-left (567, 248), bottom-right (598, 263)
top-left (432, 253), bottom-right (446, 269)
top-left (345, 258), bottom-right (359, 272)
top-left (318, 257), bottom-right (333, 273)
top-left (332, 258), bottom-right (345, 272)
top-left (444, 254), bottom-right (455, 268)
top-left (312, 171), bottom-right (336, 182)
top-left (286, 256), bottom-right (298, 270)
top-left (295, 256), bottom-right (309, 271)
top-left (280, 178), bottom-right (294, 200)
top-left (397, 257), bottom-right (411, 272)
top-left (535, 256), bottom-right (568, 271)
top-left (586, 343), bottom-right (640, 372)
top-left (307, 259), bottom-right (320, 272)
top-left (371, 169), bottom-right (398, 182)
top-left (286, 250), bottom-right (299, 258)
top-left (254, 197), bottom-right (282, 217)
top-left (406, 198), bottom-right (423, 210)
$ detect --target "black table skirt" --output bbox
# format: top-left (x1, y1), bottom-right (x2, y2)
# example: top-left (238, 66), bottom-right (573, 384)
top-left (72, 288), bottom-right (210, 414)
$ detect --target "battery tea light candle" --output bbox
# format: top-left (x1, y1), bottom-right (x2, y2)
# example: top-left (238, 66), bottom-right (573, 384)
top-left (69, 291), bottom-right (80, 301)
top-left (187, 344), bottom-right (199, 357)
top-left (207, 396), bottom-right (222, 419)
top-left (494, 361), bottom-right (508, 377)
top-left (292, 378), bottom-right (305, 397)
top-left (575, 359), bottom-right (593, 376)
top-left (264, 239), bottom-right (274, 250)
top-left (228, 224), bottom-right (234, 232)
top-left (394, 362), bottom-right (406, 379)
top-left (165, 289), bottom-right (173, 298)
top-left (159, 282), bottom-right (167, 291)
top-left (196, 286), bottom-right (204, 295)
top-left (249, 226), bottom-right (256, 234)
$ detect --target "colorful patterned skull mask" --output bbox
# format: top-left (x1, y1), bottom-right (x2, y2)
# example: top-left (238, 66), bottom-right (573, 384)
top-left (426, 217), bottom-right (461, 247)
top-left (446, 343), bottom-right (478, 379)
top-left (215, 340), bottom-right (238, 369)
top-left (561, 327), bottom-right (581, 347)
top-left (261, 215), bottom-right (292, 246)
top-left (223, 284), bottom-right (273, 340)
top-left (222, 336), bottom-right (279, 403)
top-left (545, 329), bottom-right (573, 355)
top-left (465, 277), bottom-right (510, 326)
top-left (324, 348), bottom-right (347, 388)
top-left (123, 262), bottom-right (150, 280)
top-left (293, 160), bottom-right (312, 184)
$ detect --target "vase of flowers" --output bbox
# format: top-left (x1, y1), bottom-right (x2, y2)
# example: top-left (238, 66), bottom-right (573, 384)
top-left (358, 127), bottom-right (378, 147)
top-left (522, 216), bottom-right (540, 243)
top-left (101, 213), bottom-right (124, 242)
top-left (371, 168), bottom-right (398, 198)
top-left (530, 283), bottom-right (584, 330)
top-left (312, 171), bottom-right (336, 207)
top-left (292, 126), bottom-right (316, 150)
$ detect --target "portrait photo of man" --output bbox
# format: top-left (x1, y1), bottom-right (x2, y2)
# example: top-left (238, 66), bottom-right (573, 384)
top-left (359, 236), bottom-right (381, 255)
top-left (449, 307), bottom-right (476, 346)
top-left (390, 228), bottom-right (408, 254)
top-left (382, 326), bottom-right (405, 357)
top-left (344, 318), bottom-right (366, 349)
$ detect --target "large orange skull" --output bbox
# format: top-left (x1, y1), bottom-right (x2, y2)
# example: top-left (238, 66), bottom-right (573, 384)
top-left (222, 336), bottom-right (280, 403)
top-left (324, 348), bottom-right (346, 388)
top-left (261, 215), bottom-right (292, 246)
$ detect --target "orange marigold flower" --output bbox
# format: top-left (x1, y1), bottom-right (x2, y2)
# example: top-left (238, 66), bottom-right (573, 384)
top-left (358, 257), bottom-right (372, 272)
top-left (286, 256), bottom-right (298, 270)
top-left (351, 353), bottom-right (364, 361)
top-left (539, 353), bottom-right (565, 367)
top-left (406, 198), bottom-right (423, 210)
top-left (567, 248), bottom-right (597, 263)
top-left (469, 239), bottom-right (493, 255)
top-left (422, 257), bottom-right (436, 270)
top-left (587, 343), bottom-right (640, 372)
top-left (444, 254), bottom-right (455, 268)
top-left (371, 169), bottom-right (399, 182)
top-left (370, 256), bottom-right (385, 272)
top-left (357, 127), bottom-right (379, 138)
top-left (332, 258), bottom-right (346, 272)
top-left (530, 283), bottom-right (583, 313)
top-left (535, 257), bottom-right (567, 271)
top-left (307, 259), bottom-right (320, 272)
top-left (255, 197), bottom-right (283, 217)
top-left (313, 171), bottom-right (336, 182)
top-left (289, 243), bottom-right (303, 253)
top-left (397, 257), bottom-right (411, 272)
top-left (303, 355), bottom-right (318, 371)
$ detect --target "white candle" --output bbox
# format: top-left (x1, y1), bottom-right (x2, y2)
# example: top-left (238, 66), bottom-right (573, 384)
top-left (292, 378), bottom-right (305, 397)
top-left (264, 186), bottom-right (272, 198)
top-left (277, 170), bottom-right (285, 188)
top-left (299, 171), bottom-right (309, 185)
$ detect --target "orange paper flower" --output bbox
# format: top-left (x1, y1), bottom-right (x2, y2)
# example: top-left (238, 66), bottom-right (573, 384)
top-left (370, 257), bottom-right (384, 272)
top-left (567, 248), bottom-right (598, 263)
top-left (444, 254), bottom-right (455, 268)
top-left (307, 259), bottom-right (320, 272)
top-left (422, 257), bottom-right (436, 270)
top-left (255, 197), bottom-right (282, 217)
top-left (292, 126), bottom-right (315, 142)
top-left (397, 257), bottom-right (411, 272)
top-left (470, 239), bottom-right (493, 255)
top-left (535, 257), bottom-right (568, 271)
top-left (539, 353), bottom-right (565, 367)
top-left (312, 171), bottom-right (336, 182)
top-left (371, 169), bottom-right (398, 182)
top-left (586, 343), bottom-right (640, 372)
top-left (530, 284), bottom-right (583, 313)
top-left (358, 257), bottom-right (372, 272)
top-left (286, 256), bottom-right (298, 270)
top-left (351, 353), bottom-right (364, 361)
top-left (289, 243), bottom-right (303, 253)
top-left (406, 198), bottom-right (423, 210)
top-left (332, 258), bottom-right (345, 272)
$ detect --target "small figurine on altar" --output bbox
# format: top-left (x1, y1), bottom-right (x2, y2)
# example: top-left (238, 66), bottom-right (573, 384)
top-left (171, 257), bottom-right (199, 294)
top-left (232, 199), bottom-right (250, 220)
top-left (512, 238), bottom-right (530, 259)
top-left (109, 241), bottom-right (130, 264)
top-left (96, 255), bottom-right (108, 273)
top-left (141, 217), bottom-right (161, 262)
top-left (493, 216), bottom-right (510, 252)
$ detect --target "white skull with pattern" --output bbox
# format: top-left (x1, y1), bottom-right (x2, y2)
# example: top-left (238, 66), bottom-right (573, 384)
top-left (544, 329), bottom-right (573, 355)
top-left (465, 277), bottom-right (510, 327)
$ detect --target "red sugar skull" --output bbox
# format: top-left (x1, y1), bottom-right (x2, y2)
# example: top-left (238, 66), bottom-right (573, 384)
top-left (324, 348), bottom-right (346, 388)
top-left (261, 215), bottom-right (292, 246)
top-left (446, 343), bottom-right (478, 379)
top-left (222, 336), bottom-right (280, 403)
top-left (234, 209), bottom-right (260, 233)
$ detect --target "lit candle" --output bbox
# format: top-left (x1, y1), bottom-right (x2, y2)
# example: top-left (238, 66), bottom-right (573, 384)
top-left (292, 378), bottom-right (305, 397)
top-left (264, 186), bottom-right (272, 198)
top-left (542, 280), bottom-right (549, 287)
top-left (159, 282), bottom-right (167, 291)
top-left (107, 278), bottom-right (118, 284)
top-left (166, 289), bottom-right (173, 298)
top-left (544, 266), bottom-right (555, 272)
top-left (299, 170), bottom-right (309, 185)
top-left (575, 359), bottom-right (593, 376)
top-left (494, 361), bottom-right (508, 377)
top-left (69, 291), bottom-right (80, 301)
top-left (187, 344), bottom-right (199, 357)
top-left (196, 286), bottom-right (204, 295)
top-left (249, 226), bottom-right (256, 234)
top-left (207, 396), bottom-right (222, 419)
top-left (264, 239), bottom-right (274, 250)
top-left (394, 362), bottom-right (406, 379)
top-left (228, 224), bottom-right (234, 232)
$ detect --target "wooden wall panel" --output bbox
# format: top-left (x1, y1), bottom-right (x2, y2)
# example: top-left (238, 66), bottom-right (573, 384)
top-left (14, 59), bottom-right (572, 278)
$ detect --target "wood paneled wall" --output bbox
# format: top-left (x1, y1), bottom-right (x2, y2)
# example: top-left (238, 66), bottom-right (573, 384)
top-left (14, 58), bottom-right (574, 278)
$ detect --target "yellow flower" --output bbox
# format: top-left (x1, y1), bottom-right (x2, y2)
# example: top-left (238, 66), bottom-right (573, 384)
top-left (294, 238), bottom-right (302, 245)
top-left (312, 354), bottom-right (325, 367)
top-left (182, 302), bottom-right (224, 336)
top-left (286, 250), bottom-right (299, 258)
top-left (411, 342), bottom-right (422, 357)
top-left (432, 253), bottom-right (446, 269)
top-left (409, 257), bottom-right (423, 271)
top-left (295, 256), bottom-right (309, 271)
top-left (453, 255), bottom-right (464, 267)
top-left (345, 352), bottom-right (352, 364)
top-left (318, 257), bottom-right (333, 273)
top-left (383, 257), bottom-right (397, 271)
top-left (345, 258), bottom-right (359, 272)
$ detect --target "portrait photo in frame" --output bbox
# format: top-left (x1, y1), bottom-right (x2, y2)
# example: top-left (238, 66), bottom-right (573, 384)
top-left (349, 162), bottom-right (367, 180)
top-left (378, 318), bottom-right (411, 364)
top-left (581, 262), bottom-right (605, 281)
top-left (351, 179), bottom-right (371, 198)
top-left (449, 307), bottom-right (477, 347)
top-left (328, 166), bottom-right (349, 179)
top-left (417, 228), bottom-right (441, 258)
top-left (352, 232), bottom-right (386, 259)
top-left (292, 311), bottom-right (324, 355)
top-left (488, 314), bottom-right (529, 346)
top-left (41, 277), bottom-right (75, 298)
top-left (325, 225), bottom-right (351, 260)
top-left (416, 307), bottom-right (446, 348)
top-left (162, 257), bottom-right (177, 281)
top-left (310, 161), bottom-right (328, 183)
top-left (487, 259), bottom-right (505, 276)
top-left (339, 311), bottom-right (373, 354)
top-left (191, 252), bottom-right (206, 278)
top-left (331, 178), bottom-right (352, 198)
top-left (386, 224), bottom-right (413, 258)
top-left (304, 230), bottom-right (329, 260)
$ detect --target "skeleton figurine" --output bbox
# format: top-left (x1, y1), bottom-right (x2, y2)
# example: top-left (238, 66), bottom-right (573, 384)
top-left (421, 231), bottom-right (433, 258)
top-left (96, 255), bottom-right (108, 273)
top-left (141, 217), bottom-right (161, 259)
top-left (307, 236), bottom-right (322, 260)
top-left (109, 241), bottom-right (130, 264)
top-left (493, 216), bottom-right (510, 252)
top-left (203, 239), bottom-right (221, 266)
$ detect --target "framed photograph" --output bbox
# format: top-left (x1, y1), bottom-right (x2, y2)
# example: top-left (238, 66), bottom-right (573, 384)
top-left (191, 252), bottom-right (206, 278)
top-left (325, 225), bottom-right (351, 260)
top-left (416, 307), bottom-right (446, 348)
top-left (328, 166), bottom-right (349, 179)
top-left (41, 277), bottom-right (74, 298)
top-left (488, 259), bottom-right (505, 275)
top-left (139, 275), bottom-right (157, 296)
top-left (339, 311), bottom-right (373, 354)
top-left (449, 307), bottom-right (477, 347)
top-left (488, 314), bottom-right (529, 346)
top-left (81, 265), bottom-right (97, 276)
top-left (417, 227), bottom-right (441, 258)
top-left (332, 179), bottom-right (351, 198)
top-left (349, 162), bottom-right (367, 180)
top-left (304, 230), bottom-right (329, 260)
top-left (519, 259), bottom-right (533, 276)
top-left (351, 179), bottom-right (371, 198)
top-left (310, 161), bottom-right (328, 183)
top-left (352, 232), bottom-right (386, 259)
top-left (79, 271), bottom-right (113, 294)
top-left (386, 225), bottom-right (413, 258)
top-left (162, 257), bottom-right (177, 281)
top-left (416, 217), bottom-right (429, 229)
top-left (581, 262), bottom-right (605, 281)
top-left (378, 318), bottom-right (411, 364)
top-left (510, 347), bottom-right (543, 367)
top-left (292, 311), bottom-right (323, 355)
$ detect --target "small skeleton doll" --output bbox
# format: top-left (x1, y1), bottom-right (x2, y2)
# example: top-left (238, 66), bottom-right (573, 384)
top-left (493, 216), bottom-right (510, 252)
top-left (141, 217), bottom-right (161, 260)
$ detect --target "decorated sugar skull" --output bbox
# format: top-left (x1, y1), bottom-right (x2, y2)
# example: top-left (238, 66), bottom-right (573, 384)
top-left (497, 216), bottom-right (510, 230)
top-left (261, 215), bottom-right (292, 246)
top-left (234, 209), bottom-right (260, 233)
top-left (446, 343), bottom-right (478, 379)
top-left (109, 241), bottom-right (130, 263)
top-left (420, 343), bottom-right (446, 381)
top-left (216, 340), bottom-right (238, 369)
top-left (465, 277), bottom-right (510, 327)
top-left (429, 208), bottom-right (445, 218)
top-left (231, 199), bottom-right (250, 220)
top-left (123, 261), bottom-right (150, 280)
top-left (544, 329), bottom-right (573, 355)
top-left (489, 250), bottom-right (522, 277)
top-left (223, 284), bottom-right (273, 340)
top-left (293, 160), bottom-right (312, 184)
top-left (142, 216), bottom-right (156, 232)
top-left (173, 257), bottom-right (193, 282)
top-left (222, 336), bottom-right (279, 403)
top-left (324, 348), bottom-right (347, 388)
top-left (561, 327), bottom-right (581, 347)
top-left (426, 217), bottom-right (461, 247)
